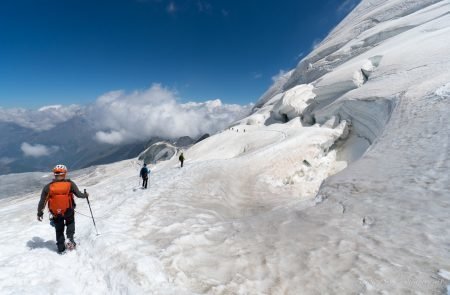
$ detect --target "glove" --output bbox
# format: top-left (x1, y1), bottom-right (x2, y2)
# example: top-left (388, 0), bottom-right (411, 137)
top-left (83, 189), bottom-right (89, 198)
top-left (37, 212), bottom-right (43, 222)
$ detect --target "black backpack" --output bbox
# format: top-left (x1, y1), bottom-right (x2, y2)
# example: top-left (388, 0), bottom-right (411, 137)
top-left (140, 167), bottom-right (148, 178)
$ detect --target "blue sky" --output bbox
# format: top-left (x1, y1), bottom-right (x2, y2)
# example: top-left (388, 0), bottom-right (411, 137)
top-left (0, 0), bottom-right (359, 108)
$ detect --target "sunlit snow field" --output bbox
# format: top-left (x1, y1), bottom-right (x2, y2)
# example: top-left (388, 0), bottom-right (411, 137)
top-left (0, 121), bottom-right (349, 294)
top-left (1, 0), bottom-right (450, 294)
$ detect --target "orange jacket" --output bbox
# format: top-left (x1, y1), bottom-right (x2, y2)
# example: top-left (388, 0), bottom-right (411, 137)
top-left (37, 179), bottom-right (87, 216)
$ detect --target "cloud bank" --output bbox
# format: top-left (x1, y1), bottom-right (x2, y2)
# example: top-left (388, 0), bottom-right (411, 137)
top-left (0, 105), bottom-right (82, 131)
top-left (1, 84), bottom-right (252, 145)
top-left (21, 143), bottom-right (60, 157)
top-left (89, 84), bottom-right (252, 144)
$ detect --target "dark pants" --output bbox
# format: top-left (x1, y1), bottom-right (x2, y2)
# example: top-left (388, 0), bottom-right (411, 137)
top-left (142, 177), bottom-right (148, 189)
top-left (54, 209), bottom-right (75, 253)
top-left (180, 160), bottom-right (184, 167)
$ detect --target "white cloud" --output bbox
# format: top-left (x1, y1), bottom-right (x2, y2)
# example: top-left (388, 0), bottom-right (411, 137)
top-left (1, 84), bottom-right (252, 146)
top-left (0, 157), bottom-right (15, 165)
top-left (337, 0), bottom-right (359, 15)
top-left (21, 142), bottom-right (59, 157)
top-left (0, 104), bottom-right (82, 131)
top-left (295, 52), bottom-right (304, 61)
top-left (272, 70), bottom-right (287, 82)
top-left (38, 105), bottom-right (62, 112)
top-left (95, 130), bottom-right (126, 145)
top-left (167, 1), bottom-right (176, 13)
top-left (90, 84), bottom-right (252, 144)
top-left (197, 1), bottom-right (212, 13)
top-left (253, 72), bottom-right (263, 79)
top-left (312, 38), bottom-right (322, 50)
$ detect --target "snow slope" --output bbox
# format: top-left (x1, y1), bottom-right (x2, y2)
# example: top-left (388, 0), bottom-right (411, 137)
top-left (0, 119), bottom-right (347, 294)
top-left (1, 0), bottom-right (450, 294)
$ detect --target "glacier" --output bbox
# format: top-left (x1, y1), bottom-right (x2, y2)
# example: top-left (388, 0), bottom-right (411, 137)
top-left (0, 0), bottom-right (449, 294)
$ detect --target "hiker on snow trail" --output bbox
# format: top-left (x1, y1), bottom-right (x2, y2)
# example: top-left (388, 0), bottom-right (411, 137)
top-left (140, 163), bottom-right (150, 189)
top-left (37, 164), bottom-right (89, 254)
top-left (179, 152), bottom-right (185, 168)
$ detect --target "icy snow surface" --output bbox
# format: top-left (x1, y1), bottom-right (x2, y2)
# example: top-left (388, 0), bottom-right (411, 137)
top-left (1, 0), bottom-right (450, 294)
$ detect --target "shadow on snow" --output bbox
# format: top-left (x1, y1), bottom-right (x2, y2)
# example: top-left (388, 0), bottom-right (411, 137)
top-left (26, 237), bottom-right (57, 252)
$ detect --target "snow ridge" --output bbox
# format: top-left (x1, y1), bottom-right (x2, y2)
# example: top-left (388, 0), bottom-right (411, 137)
top-left (1, 0), bottom-right (450, 294)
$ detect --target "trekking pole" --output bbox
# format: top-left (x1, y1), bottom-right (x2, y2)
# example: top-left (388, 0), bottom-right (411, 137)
top-left (84, 189), bottom-right (99, 235)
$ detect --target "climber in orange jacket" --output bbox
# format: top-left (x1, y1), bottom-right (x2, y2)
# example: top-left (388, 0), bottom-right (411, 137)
top-left (37, 164), bottom-right (89, 253)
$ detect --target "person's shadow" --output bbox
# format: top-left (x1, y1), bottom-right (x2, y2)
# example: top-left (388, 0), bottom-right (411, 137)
top-left (26, 237), bottom-right (57, 252)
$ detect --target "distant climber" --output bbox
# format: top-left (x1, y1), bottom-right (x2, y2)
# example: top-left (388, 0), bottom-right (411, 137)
top-left (140, 163), bottom-right (150, 189)
top-left (37, 164), bottom-right (89, 254)
top-left (179, 152), bottom-right (185, 168)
